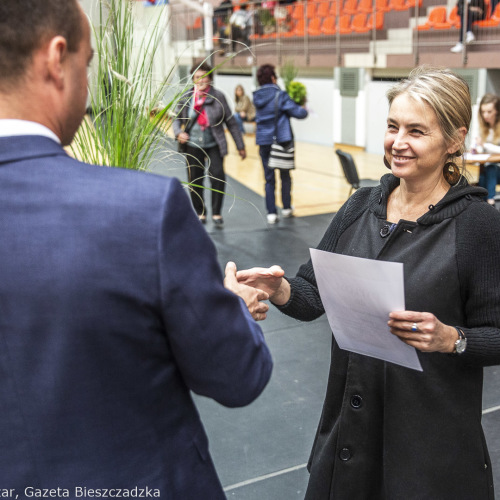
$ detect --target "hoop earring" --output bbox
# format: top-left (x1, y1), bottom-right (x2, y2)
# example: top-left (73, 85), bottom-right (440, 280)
top-left (443, 161), bottom-right (460, 185)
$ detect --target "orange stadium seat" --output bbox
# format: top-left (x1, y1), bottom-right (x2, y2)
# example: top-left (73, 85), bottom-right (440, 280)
top-left (415, 6), bottom-right (447, 30)
top-left (343, 0), bottom-right (358, 15)
top-left (339, 14), bottom-right (353, 32)
top-left (322, 15), bottom-right (337, 33)
top-left (388, 0), bottom-right (407, 11)
top-left (329, 0), bottom-right (341, 15)
top-left (358, 0), bottom-right (373, 13)
top-left (433, 5), bottom-right (460, 29)
top-left (308, 17), bottom-right (323, 34)
top-left (366, 10), bottom-right (385, 29)
top-left (375, 0), bottom-right (391, 11)
top-left (352, 12), bottom-right (370, 31)
top-left (317, 0), bottom-right (331, 18)
top-left (307, 2), bottom-right (318, 18)
top-left (292, 2), bottom-right (305, 20)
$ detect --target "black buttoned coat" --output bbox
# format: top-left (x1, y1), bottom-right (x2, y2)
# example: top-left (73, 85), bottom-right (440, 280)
top-left (280, 174), bottom-right (500, 499)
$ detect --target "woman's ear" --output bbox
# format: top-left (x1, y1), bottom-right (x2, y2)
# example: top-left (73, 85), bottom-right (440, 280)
top-left (448, 126), bottom-right (468, 155)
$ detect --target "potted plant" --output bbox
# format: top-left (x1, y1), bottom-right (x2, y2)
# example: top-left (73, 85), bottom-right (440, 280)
top-left (280, 60), bottom-right (307, 105)
top-left (71, 0), bottom-right (188, 171)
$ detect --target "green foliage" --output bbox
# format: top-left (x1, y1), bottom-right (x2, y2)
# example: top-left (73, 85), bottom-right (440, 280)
top-left (280, 60), bottom-right (306, 105)
top-left (72, 0), bottom-right (187, 171)
top-left (286, 81), bottom-right (307, 105)
top-left (280, 60), bottom-right (298, 91)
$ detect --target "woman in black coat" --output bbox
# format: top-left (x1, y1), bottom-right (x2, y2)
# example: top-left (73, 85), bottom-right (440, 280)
top-left (233, 67), bottom-right (500, 499)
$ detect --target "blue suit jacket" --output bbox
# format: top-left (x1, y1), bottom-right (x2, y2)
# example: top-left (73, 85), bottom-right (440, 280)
top-left (0, 136), bottom-right (272, 495)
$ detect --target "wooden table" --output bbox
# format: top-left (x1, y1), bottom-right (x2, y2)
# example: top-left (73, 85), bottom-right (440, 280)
top-left (463, 153), bottom-right (500, 184)
top-left (464, 153), bottom-right (500, 164)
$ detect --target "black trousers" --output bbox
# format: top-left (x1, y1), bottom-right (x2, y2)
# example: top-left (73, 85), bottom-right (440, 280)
top-left (185, 145), bottom-right (225, 217)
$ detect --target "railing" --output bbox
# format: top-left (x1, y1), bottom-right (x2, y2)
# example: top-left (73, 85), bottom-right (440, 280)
top-left (169, 0), bottom-right (500, 68)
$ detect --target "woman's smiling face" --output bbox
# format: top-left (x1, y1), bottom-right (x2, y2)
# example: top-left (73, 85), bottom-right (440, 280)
top-left (384, 93), bottom-right (454, 183)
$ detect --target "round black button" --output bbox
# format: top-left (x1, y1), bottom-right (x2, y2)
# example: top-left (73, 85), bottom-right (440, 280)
top-left (339, 448), bottom-right (351, 461)
top-left (350, 395), bottom-right (363, 409)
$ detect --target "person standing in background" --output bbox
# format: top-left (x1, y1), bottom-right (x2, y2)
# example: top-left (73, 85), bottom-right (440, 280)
top-left (253, 64), bottom-right (307, 224)
top-left (233, 84), bottom-right (256, 134)
top-left (174, 62), bottom-right (246, 228)
top-left (475, 93), bottom-right (500, 205)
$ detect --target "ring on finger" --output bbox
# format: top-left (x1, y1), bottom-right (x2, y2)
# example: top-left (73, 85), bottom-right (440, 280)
top-left (411, 322), bottom-right (418, 332)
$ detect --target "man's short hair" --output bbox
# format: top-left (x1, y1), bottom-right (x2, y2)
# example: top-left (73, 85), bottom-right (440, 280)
top-left (0, 0), bottom-right (83, 89)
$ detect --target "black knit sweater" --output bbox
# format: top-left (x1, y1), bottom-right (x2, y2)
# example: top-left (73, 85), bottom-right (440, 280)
top-left (279, 173), bottom-right (500, 366)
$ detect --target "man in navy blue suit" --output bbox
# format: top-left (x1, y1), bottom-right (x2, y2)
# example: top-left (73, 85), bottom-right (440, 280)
top-left (0, 0), bottom-right (272, 496)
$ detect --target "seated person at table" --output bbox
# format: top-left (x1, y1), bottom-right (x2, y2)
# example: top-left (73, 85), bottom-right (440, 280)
top-left (474, 93), bottom-right (500, 205)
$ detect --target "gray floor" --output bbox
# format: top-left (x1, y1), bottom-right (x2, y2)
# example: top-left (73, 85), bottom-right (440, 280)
top-left (152, 139), bottom-right (500, 499)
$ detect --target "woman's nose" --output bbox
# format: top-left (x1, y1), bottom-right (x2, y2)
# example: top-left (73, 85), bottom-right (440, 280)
top-left (392, 131), bottom-right (406, 149)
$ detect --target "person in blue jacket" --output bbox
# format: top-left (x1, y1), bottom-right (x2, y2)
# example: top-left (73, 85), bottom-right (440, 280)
top-left (253, 64), bottom-right (308, 224)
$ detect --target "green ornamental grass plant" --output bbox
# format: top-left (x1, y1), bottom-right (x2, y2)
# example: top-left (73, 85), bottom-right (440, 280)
top-left (72, 0), bottom-right (187, 171)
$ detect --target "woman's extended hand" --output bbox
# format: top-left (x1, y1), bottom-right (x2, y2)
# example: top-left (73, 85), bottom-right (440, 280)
top-left (235, 265), bottom-right (290, 306)
top-left (388, 311), bottom-right (458, 353)
top-left (177, 132), bottom-right (189, 144)
top-left (224, 262), bottom-right (270, 321)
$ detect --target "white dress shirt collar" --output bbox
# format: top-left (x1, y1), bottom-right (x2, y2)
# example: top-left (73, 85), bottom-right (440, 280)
top-left (0, 120), bottom-right (61, 144)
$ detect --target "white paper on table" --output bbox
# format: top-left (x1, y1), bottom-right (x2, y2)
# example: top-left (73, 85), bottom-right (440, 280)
top-left (463, 152), bottom-right (491, 162)
top-left (310, 249), bottom-right (422, 371)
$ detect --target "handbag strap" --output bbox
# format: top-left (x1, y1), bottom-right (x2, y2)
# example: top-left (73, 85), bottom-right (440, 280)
top-left (272, 91), bottom-right (280, 143)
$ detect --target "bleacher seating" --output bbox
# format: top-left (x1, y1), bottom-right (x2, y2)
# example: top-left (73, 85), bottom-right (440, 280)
top-left (233, 0), bottom-right (500, 42)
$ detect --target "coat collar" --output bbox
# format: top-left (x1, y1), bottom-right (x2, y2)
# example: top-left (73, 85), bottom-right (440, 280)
top-left (369, 173), bottom-right (488, 225)
top-left (0, 135), bottom-right (67, 166)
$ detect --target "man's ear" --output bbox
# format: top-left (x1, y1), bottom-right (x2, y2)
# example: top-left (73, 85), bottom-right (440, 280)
top-left (45, 36), bottom-right (68, 90)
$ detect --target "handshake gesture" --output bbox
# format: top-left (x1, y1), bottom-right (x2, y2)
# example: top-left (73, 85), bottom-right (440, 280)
top-left (223, 262), bottom-right (290, 321)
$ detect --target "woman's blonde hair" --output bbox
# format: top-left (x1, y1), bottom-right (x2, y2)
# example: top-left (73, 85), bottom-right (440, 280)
top-left (234, 84), bottom-right (245, 103)
top-left (386, 66), bottom-right (471, 183)
top-left (478, 93), bottom-right (500, 144)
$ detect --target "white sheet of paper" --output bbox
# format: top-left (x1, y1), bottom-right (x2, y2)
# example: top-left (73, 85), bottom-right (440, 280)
top-left (464, 152), bottom-right (491, 162)
top-left (310, 249), bottom-right (422, 371)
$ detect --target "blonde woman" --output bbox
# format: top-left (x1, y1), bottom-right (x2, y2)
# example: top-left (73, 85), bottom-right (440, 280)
top-left (233, 84), bottom-right (255, 134)
top-left (475, 93), bottom-right (500, 205)
top-left (234, 67), bottom-right (500, 498)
